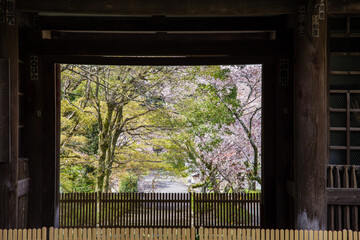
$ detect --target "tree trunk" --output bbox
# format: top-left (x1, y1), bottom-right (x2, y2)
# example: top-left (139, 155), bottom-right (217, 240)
top-left (96, 104), bottom-right (114, 192)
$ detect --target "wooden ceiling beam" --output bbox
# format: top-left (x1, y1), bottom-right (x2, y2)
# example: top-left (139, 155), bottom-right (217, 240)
top-left (37, 16), bottom-right (285, 32)
top-left (20, 29), bottom-right (289, 56)
top-left (21, 32), bottom-right (290, 56)
top-left (48, 32), bottom-right (275, 41)
top-left (42, 56), bottom-right (274, 66)
top-left (17, 0), bottom-right (296, 16)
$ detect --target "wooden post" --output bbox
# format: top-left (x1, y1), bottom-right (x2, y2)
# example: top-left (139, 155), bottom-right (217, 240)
top-left (41, 58), bottom-right (57, 227)
top-left (25, 53), bottom-right (45, 228)
top-left (0, 58), bottom-right (9, 163)
top-left (261, 62), bottom-right (277, 229)
top-left (0, 10), bottom-right (19, 228)
top-left (294, 1), bottom-right (327, 230)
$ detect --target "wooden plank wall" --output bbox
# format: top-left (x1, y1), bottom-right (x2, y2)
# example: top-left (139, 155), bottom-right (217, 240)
top-left (0, 8), bottom-right (20, 229)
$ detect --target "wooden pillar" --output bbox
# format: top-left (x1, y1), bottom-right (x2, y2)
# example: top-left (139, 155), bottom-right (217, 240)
top-left (261, 62), bottom-right (277, 229)
top-left (26, 56), bottom-right (58, 228)
top-left (25, 54), bottom-right (44, 228)
top-left (294, 1), bottom-right (327, 230)
top-left (41, 59), bottom-right (57, 227)
top-left (0, 10), bottom-right (19, 228)
top-left (275, 57), bottom-right (294, 229)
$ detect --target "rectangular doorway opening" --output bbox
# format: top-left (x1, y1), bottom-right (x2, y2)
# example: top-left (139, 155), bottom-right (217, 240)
top-left (58, 63), bottom-right (262, 228)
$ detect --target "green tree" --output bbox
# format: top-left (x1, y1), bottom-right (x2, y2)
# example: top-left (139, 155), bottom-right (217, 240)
top-left (60, 64), bottom-right (261, 193)
top-left (119, 173), bottom-right (139, 193)
top-left (61, 65), bottom-right (185, 192)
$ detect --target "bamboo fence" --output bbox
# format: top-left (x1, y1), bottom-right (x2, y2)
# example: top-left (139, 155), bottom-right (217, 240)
top-left (1, 227), bottom-right (360, 240)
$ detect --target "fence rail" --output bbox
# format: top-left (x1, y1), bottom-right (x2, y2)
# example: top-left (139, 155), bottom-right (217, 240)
top-left (99, 193), bottom-right (191, 228)
top-left (326, 165), bottom-right (360, 231)
top-left (193, 193), bottom-right (260, 228)
top-left (1, 227), bottom-right (360, 240)
top-left (59, 193), bottom-right (261, 228)
top-left (60, 193), bottom-right (97, 228)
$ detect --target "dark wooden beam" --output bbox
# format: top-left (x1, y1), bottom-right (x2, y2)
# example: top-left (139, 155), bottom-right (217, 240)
top-left (25, 54), bottom-right (44, 228)
top-left (21, 32), bottom-right (290, 56)
top-left (43, 56), bottom-right (274, 66)
top-left (275, 56), bottom-right (294, 228)
top-left (37, 16), bottom-right (285, 32)
top-left (54, 64), bottom-right (61, 228)
top-left (287, 180), bottom-right (295, 198)
top-left (328, 0), bottom-right (360, 13)
top-left (327, 189), bottom-right (360, 205)
top-left (0, 14), bottom-right (20, 229)
top-left (49, 31), bottom-right (275, 41)
top-left (17, 0), bottom-right (296, 16)
top-left (0, 59), bottom-right (10, 163)
top-left (41, 59), bottom-right (57, 228)
top-left (261, 62), bottom-right (277, 229)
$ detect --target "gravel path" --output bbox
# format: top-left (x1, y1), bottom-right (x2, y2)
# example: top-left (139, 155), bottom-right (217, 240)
top-left (137, 171), bottom-right (189, 193)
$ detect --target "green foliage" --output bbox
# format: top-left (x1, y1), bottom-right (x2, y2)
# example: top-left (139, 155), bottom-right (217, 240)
top-left (60, 65), bottom-right (187, 192)
top-left (60, 64), bottom-right (261, 193)
top-left (193, 199), bottom-right (252, 224)
top-left (60, 165), bottom-right (96, 193)
top-left (83, 123), bottom-right (99, 155)
top-left (119, 173), bottom-right (139, 193)
top-left (211, 68), bottom-right (231, 80)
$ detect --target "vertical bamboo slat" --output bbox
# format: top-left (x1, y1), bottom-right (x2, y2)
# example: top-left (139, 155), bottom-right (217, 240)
top-left (8, 230), bottom-right (12, 240)
top-left (13, 229), bottom-right (17, 240)
top-left (205, 229), bottom-right (209, 240)
top-left (0, 228), bottom-right (358, 240)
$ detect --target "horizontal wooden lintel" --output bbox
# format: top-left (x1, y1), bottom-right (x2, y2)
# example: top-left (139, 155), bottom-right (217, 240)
top-left (327, 188), bottom-right (360, 205)
top-left (23, 37), bottom-right (289, 56)
top-left (16, 0), bottom-right (360, 16)
top-left (36, 16), bottom-right (284, 32)
top-left (17, 0), bottom-right (296, 16)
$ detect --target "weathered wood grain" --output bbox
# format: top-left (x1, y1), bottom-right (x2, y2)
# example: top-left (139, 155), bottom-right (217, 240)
top-left (293, 1), bottom-right (327, 230)
top-left (0, 59), bottom-right (9, 163)
top-left (16, 0), bottom-right (296, 16)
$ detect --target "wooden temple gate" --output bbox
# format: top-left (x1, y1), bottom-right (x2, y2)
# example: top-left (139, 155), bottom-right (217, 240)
top-left (1, 0), bottom-right (360, 232)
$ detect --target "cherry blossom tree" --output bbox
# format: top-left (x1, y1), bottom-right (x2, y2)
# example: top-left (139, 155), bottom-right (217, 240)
top-left (169, 65), bottom-right (262, 192)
